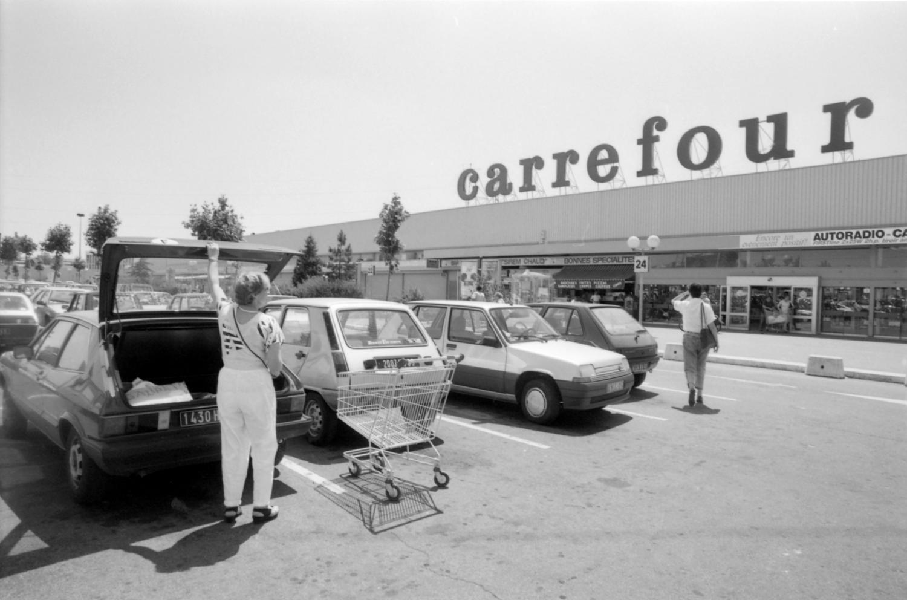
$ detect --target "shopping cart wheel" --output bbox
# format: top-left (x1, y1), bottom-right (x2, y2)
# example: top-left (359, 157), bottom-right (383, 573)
top-left (385, 482), bottom-right (401, 500)
top-left (348, 462), bottom-right (361, 477)
top-left (433, 470), bottom-right (450, 488)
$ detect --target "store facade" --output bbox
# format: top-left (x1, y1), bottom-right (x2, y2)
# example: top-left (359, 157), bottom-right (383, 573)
top-left (249, 154), bottom-right (907, 341)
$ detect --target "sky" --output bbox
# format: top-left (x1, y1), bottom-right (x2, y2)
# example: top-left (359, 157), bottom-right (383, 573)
top-left (2, 0), bottom-right (907, 257)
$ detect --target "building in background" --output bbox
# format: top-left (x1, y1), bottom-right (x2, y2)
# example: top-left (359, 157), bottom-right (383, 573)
top-left (248, 154), bottom-right (907, 341)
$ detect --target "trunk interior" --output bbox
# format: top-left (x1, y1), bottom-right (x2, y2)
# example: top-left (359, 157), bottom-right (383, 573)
top-left (109, 321), bottom-right (290, 402)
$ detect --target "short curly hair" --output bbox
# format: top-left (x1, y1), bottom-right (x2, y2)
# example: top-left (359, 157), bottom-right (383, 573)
top-left (234, 271), bottom-right (271, 305)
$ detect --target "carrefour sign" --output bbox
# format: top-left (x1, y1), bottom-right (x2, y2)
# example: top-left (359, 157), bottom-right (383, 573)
top-left (458, 97), bottom-right (874, 201)
top-left (740, 227), bottom-right (907, 249)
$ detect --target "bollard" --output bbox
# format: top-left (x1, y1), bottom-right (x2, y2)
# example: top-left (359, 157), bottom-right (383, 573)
top-left (806, 355), bottom-right (845, 379)
top-left (663, 343), bottom-right (683, 361)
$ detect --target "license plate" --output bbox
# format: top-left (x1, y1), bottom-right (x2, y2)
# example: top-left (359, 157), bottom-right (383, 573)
top-left (631, 363), bottom-right (649, 373)
top-left (373, 356), bottom-right (411, 369)
top-left (606, 381), bottom-right (624, 393)
top-left (179, 408), bottom-right (218, 427)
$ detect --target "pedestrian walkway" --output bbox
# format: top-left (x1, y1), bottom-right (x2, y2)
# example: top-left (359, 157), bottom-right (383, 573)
top-left (648, 325), bottom-right (907, 384)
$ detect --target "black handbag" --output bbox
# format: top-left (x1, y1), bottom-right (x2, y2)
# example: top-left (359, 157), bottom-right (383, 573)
top-left (699, 303), bottom-right (717, 349)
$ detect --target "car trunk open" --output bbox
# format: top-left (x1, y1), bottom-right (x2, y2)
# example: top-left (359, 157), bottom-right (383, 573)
top-left (106, 319), bottom-right (295, 407)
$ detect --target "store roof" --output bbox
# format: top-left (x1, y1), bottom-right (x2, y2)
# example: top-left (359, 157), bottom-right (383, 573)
top-left (551, 264), bottom-right (635, 288)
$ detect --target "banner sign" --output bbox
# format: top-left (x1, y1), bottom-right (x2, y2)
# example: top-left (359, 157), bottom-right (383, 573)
top-left (500, 254), bottom-right (634, 268)
top-left (740, 227), bottom-right (907, 249)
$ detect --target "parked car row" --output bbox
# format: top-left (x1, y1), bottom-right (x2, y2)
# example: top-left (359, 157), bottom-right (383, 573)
top-left (1, 237), bottom-right (661, 505)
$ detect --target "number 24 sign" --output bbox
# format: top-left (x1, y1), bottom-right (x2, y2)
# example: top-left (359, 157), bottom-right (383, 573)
top-left (634, 256), bottom-right (649, 273)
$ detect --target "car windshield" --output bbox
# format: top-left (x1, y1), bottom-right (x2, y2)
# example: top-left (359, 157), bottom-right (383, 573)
top-left (590, 306), bottom-right (646, 335)
top-left (1, 295), bottom-right (30, 311)
top-left (489, 306), bottom-right (559, 341)
top-left (337, 309), bottom-right (428, 348)
top-left (47, 290), bottom-right (77, 304)
top-left (113, 257), bottom-right (270, 313)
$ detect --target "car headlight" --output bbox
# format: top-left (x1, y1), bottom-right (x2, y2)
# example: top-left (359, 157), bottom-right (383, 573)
top-left (573, 364), bottom-right (596, 383)
top-left (621, 358), bottom-right (630, 372)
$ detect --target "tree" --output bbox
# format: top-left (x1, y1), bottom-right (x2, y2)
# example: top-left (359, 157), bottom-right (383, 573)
top-left (374, 194), bottom-right (410, 300)
top-left (34, 261), bottom-right (45, 280)
top-left (72, 257), bottom-right (86, 282)
top-left (131, 258), bottom-right (153, 284)
top-left (85, 205), bottom-right (121, 257)
top-left (1, 236), bottom-right (18, 278)
top-left (17, 234), bottom-right (38, 281)
top-left (41, 223), bottom-right (73, 284)
top-left (292, 235), bottom-right (322, 286)
top-left (327, 230), bottom-right (355, 282)
top-left (182, 195), bottom-right (244, 241)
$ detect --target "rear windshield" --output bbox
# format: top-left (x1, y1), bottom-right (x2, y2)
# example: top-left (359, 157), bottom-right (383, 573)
top-left (590, 306), bottom-right (645, 335)
top-left (1, 295), bottom-right (30, 311)
top-left (337, 309), bottom-right (428, 348)
top-left (114, 257), bottom-right (271, 314)
top-left (48, 290), bottom-right (77, 304)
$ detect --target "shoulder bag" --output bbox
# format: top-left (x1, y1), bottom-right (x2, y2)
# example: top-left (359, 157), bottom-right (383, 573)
top-left (699, 303), bottom-right (718, 350)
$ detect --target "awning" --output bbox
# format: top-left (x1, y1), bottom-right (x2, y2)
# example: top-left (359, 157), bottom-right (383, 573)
top-left (552, 264), bottom-right (635, 289)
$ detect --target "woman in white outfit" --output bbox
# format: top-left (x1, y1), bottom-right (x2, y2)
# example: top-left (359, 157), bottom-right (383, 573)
top-left (207, 242), bottom-right (284, 524)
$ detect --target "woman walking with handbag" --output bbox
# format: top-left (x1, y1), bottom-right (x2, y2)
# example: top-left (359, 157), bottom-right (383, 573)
top-left (207, 242), bottom-right (285, 524)
top-left (672, 283), bottom-right (720, 407)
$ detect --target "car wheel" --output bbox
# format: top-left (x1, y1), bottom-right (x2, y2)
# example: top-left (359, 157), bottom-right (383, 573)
top-left (633, 373), bottom-right (647, 388)
top-left (519, 378), bottom-right (562, 425)
top-left (303, 393), bottom-right (337, 446)
top-left (1, 388), bottom-right (28, 438)
top-left (66, 429), bottom-right (108, 505)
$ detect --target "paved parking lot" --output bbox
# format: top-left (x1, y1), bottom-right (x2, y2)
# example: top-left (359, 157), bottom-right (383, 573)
top-left (2, 361), bottom-right (906, 600)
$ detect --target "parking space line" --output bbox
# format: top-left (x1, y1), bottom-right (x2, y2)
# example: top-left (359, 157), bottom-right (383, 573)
top-left (642, 385), bottom-right (738, 402)
top-left (826, 392), bottom-right (907, 407)
top-left (440, 416), bottom-right (551, 449)
top-left (608, 408), bottom-right (667, 421)
top-left (711, 375), bottom-right (796, 388)
top-left (282, 456), bottom-right (346, 494)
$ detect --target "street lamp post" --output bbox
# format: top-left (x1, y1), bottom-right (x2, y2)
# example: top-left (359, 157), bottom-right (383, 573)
top-left (627, 234), bottom-right (661, 323)
top-left (76, 213), bottom-right (85, 282)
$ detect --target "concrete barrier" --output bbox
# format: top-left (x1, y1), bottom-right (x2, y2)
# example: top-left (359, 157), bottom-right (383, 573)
top-left (806, 355), bottom-right (845, 379)
top-left (663, 343), bottom-right (683, 361)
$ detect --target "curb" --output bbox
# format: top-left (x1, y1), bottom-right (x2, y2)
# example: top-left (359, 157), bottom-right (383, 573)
top-left (656, 351), bottom-right (905, 384)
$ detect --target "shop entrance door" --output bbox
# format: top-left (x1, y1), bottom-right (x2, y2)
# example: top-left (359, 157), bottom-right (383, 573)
top-left (725, 276), bottom-right (818, 334)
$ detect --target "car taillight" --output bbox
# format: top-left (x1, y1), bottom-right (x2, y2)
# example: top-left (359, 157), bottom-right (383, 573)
top-left (99, 412), bottom-right (170, 437)
top-left (289, 395), bottom-right (305, 412)
top-left (332, 350), bottom-right (349, 375)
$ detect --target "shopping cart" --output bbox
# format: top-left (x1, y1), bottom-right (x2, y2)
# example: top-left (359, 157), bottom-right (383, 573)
top-left (337, 357), bottom-right (457, 500)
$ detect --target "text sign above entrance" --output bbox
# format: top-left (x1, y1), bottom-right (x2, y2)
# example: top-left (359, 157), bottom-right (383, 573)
top-left (500, 255), bottom-right (634, 268)
top-left (740, 227), bottom-right (907, 249)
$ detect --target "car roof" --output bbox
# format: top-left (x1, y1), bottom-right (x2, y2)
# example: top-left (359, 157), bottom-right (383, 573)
top-left (409, 299), bottom-right (528, 309)
top-left (267, 297), bottom-right (408, 309)
top-left (530, 301), bottom-right (621, 308)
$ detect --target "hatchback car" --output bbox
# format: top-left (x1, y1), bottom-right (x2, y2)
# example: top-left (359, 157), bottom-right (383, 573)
top-left (262, 298), bottom-right (444, 445)
top-left (529, 302), bottom-right (659, 387)
top-left (168, 293), bottom-right (214, 311)
top-left (32, 286), bottom-right (83, 326)
top-left (0, 237), bottom-right (311, 504)
top-left (409, 300), bottom-right (634, 425)
top-left (0, 292), bottom-right (40, 353)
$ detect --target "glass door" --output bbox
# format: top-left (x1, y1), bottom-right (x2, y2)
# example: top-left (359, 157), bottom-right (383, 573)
top-left (719, 285), bottom-right (728, 328)
top-left (791, 287), bottom-right (814, 334)
top-left (727, 286), bottom-right (750, 330)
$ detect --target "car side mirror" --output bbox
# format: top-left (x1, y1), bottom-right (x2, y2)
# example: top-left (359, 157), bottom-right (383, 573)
top-left (13, 346), bottom-right (34, 360)
top-left (481, 335), bottom-right (502, 348)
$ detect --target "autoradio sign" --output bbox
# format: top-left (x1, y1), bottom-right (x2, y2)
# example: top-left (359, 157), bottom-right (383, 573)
top-left (740, 227), bottom-right (907, 249)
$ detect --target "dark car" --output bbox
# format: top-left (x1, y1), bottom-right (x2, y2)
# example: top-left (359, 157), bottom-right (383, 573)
top-left (0, 292), bottom-right (40, 353)
top-left (529, 302), bottom-right (659, 387)
top-left (0, 237), bottom-right (310, 504)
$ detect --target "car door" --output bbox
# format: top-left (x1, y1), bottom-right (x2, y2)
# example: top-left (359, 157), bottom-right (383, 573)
top-left (270, 305), bottom-right (312, 375)
top-left (10, 320), bottom-right (76, 439)
top-left (40, 322), bottom-right (93, 435)
top-left (445, 307), bottom-right (506, 394)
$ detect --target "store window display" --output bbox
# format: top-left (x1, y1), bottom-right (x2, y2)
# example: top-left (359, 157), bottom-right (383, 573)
top-left (821, 287), bottom-right (870, 336)
top-left (873, 287), bottom-right (905, 340)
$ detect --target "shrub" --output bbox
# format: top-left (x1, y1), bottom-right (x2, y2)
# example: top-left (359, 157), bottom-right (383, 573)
top-left (396, 288), bottom-right (424, 302)
top-left (293, 278), bottom-right (363, 298)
